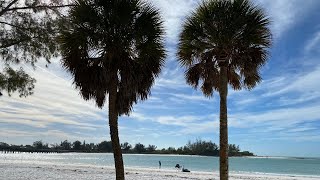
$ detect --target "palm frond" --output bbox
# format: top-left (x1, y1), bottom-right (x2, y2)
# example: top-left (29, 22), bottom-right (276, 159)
top-left (177, 0), bottom-right (271, 95)
top-left (58, 0), bottom-right (166, 114)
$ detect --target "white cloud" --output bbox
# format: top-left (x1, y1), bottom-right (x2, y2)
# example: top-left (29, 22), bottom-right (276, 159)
top-left (128, 96), bottom-right (320, 140)
top-left (305, 30), bottom-right (320, 53)
top-left (277, 92), bottom-right (320, 107)
top-left (152, 0), bottom-right (316, 42)
top-left (127, 112), bottom-right (221, 136)
top-left (129, 111), bottom-right (216, 126)
top-left (254, 0), bottom-right (318, 38)
top-left (169, 93), bottom-right (212, 102)
top-left (286, 127), bottom-right (317, 133)
top-left (233, 105), bottom-right (320, 129)
top-left (154, 76), bottom-right (187, 89)
top-left (233, 98), bottom-right (256, 106)
top-left (1, 62), bottom-right (107, 137)
top-left (178, 121), bottom-right (219, 135)
top-left (156, 115), bottom-right (203, 126)
top-left (0, 128), bottom-right (109, 145)
top-left (263, 66), bottom-right (320, 97)
top-left (227, 64), bottom-right (320, 109)
top-left (0, 108), bottom-right (100, 129)
top-left (129, 112), bottom-right (148, 121)
top-left (152, 0), bottom-right (198, 44)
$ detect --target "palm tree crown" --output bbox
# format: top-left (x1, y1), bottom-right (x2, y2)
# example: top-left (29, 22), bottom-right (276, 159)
top-left (178, 0), bottom-right (271, 96)
top-left (59, 0), bottom-right (166, 113)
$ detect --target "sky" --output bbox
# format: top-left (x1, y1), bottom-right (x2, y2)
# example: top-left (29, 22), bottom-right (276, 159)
top-left (1, 0), bottom-right (320, 157)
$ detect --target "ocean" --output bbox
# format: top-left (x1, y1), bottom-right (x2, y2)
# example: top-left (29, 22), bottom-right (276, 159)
top-left (1, 152), bottom-right (320, 176)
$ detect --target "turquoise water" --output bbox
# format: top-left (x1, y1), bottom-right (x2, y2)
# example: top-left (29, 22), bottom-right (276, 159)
top-left (1, 153), bottom-right (320, 176)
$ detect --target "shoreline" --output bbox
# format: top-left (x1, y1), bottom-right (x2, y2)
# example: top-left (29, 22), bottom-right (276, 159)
top-left (1, 160), bottom-right (319, 180)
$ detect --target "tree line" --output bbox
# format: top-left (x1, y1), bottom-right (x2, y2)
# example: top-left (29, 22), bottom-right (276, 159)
top-left (0, 139), bottom-right (254, 157)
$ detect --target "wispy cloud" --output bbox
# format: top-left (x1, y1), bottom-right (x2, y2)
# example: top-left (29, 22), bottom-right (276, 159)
top-left (0, 128), bottom-right (108, 144)
top-left (1, 63), bottom-right (107, 139)
top-left (305, 30), bottom-right (320, 53)
top-left (152, 0), bottom-right (198, 44)
top-left (232, 105), bottom-right (320, 131)
top-left (254, 0), bottom-right (319, 38)
top-left (262, 66), bottom-right (320, 97)
top-left (168, 93), bottom-right (213, 102)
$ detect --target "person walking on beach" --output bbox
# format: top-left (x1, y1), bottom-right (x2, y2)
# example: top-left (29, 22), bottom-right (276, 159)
top-left (159, 161), bottom-right (161, 169)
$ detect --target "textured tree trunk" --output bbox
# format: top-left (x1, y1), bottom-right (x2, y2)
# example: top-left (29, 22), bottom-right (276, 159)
top-left (109, 75), bottom-right (125, 180)
top-left (219, 64), bottom-right (228, 180)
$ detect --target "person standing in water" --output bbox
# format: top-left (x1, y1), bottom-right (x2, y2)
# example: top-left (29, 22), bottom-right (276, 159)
top-left (159, 161), bottom-right (161, 169)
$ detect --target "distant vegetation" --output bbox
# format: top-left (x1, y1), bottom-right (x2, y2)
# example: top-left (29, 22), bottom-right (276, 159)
top-left (0, 139), bottom-right (254, 157)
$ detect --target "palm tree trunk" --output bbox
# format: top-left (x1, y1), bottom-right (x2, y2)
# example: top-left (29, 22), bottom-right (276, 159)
top-left (219, 64), bottom-right (228, 180)
top-left (109, 75), bottom-right (125, 180)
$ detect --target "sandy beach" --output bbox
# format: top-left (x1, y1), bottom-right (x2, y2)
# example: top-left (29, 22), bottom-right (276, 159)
top-left (0, 160), bottom-right (319, 180)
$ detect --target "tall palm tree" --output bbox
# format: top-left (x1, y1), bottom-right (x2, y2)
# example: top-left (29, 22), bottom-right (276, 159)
top-left (177, 0), bottom-right (271, 179)
top-left (58, 0), bottom-right (165, 179)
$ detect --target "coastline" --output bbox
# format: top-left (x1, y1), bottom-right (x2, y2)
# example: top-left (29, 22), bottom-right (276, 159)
top-left (1, 160), bottom-right (319, 180)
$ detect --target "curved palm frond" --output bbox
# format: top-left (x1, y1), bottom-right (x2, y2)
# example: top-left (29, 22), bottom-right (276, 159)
top-left (178, 0), bottom-right (271, 94)
top-left (58, 0), bottom-right (166, 114)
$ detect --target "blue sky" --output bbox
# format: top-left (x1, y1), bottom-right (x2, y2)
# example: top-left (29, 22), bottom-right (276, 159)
top-left (1, 0), bottom-right (320, 157)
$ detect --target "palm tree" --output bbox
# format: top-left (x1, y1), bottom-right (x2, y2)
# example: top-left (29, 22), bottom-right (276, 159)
top-left (177, 0), bottom-right (271, 179)
top-left (58, 0), bottom-right (165, 179)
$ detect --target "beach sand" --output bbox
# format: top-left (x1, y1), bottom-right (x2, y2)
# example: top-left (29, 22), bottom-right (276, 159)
top-left (0, 161), bottom-right (318, 180)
